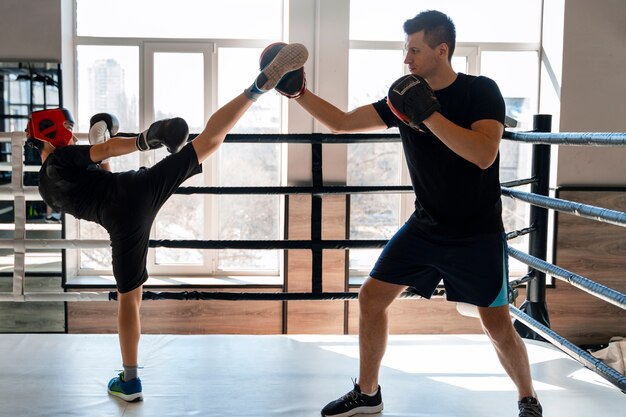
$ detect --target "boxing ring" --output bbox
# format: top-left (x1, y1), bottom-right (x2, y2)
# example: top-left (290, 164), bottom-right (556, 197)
top-left (1, 116), bottom-right (626, 416)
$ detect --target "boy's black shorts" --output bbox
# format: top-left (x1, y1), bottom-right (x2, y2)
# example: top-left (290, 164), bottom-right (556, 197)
top-left (100, 143), bottom-right (202, 293)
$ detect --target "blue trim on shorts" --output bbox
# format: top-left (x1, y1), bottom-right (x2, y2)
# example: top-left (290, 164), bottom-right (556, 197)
top-left (488, 235), bottom-right (510, 307)
top-left (370, 222), bottom-right (509, 307)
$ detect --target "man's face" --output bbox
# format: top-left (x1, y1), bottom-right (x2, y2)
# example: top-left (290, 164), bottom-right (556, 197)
top-left (403, 31), bottom-right (443, 79)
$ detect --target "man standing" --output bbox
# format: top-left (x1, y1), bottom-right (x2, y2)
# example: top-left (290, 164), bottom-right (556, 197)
top-left (284, 10), bottom-right (542, 417)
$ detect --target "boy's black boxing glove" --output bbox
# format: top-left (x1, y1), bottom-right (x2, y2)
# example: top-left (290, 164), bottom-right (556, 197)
top-left (136, 117), bottom-right (189, 154)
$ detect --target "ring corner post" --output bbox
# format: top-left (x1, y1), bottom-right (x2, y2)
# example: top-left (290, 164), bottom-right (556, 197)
top-left (514, 114), bottom-right (552, 340)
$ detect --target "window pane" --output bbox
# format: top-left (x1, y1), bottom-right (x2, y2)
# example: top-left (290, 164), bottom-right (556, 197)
top-left (155, 189), bottom-right (204, 265)
top-left (153, 52), bottom-right (205, 132)
top-left (481, 51), bottom-right (539, 131)
top-left (152, 52), bottom-right (206, 264)
top-left (452, 56), bottom-right (467, 73)
top-left (218, 48), bottom-right (281, 134)
top-left (216, 48), bottom-right (281, 272)
top-left (350, 0), bottom-right (542, 43)
top-left (76, 45), bottom-right (139, 133)
top-left (77, 0), bottom-right (282, 39)
top-left (77, 46), bottom-right (140, 270)
top-left (349, 49), bottom-right (404, 107)
top-left (348, 49), bottom-right (403, 274)
top-left (481, 51), bottom-right (539, 276)
top-left (79, 220), bottom-right (110, 270)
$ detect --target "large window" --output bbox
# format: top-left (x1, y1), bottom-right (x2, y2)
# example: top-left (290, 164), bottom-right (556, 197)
top-left (73, 0), bottom-right (545, 283)
top-left (347, 0), bottom-right (543, 278)
top-left (74, 1), bottom-right (284, 279)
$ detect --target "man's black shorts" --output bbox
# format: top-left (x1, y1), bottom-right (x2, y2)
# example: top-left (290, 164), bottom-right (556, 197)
top-left (370, 220), bottom-right (509, 307)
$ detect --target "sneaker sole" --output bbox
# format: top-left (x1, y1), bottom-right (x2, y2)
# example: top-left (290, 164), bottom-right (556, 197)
top-left (108, 388), bottom-right (143, 402)
top-left (322, 403), bottom-right (384, 417)
top-left (256, 43), bottom-right (308, 91)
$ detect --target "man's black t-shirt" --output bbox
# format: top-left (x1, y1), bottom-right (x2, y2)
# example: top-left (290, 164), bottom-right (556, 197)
top-left (373, 73), bottom-right (506, 237)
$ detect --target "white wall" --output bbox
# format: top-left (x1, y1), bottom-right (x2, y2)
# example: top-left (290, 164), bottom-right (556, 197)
top-left (0, 0), bottom-right (75, 111)
top-left (556, 0), bottom-right (626, 186)
top-left (286, 0), bottom-right (349, 185)
top-left (0, 0), bottom-right (63, 61)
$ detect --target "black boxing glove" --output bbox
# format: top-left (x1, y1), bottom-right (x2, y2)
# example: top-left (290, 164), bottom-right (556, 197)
top-left (387, 74), bottom-right (440, 129)
top-left (136, 117), bottom-right (189, 154)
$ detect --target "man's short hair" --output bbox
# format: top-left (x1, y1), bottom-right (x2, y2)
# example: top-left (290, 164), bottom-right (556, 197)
top-left (403, 10), bottom-right (456, 61)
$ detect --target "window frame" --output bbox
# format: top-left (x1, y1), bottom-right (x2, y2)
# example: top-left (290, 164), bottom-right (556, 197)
top-left (346, 39), bottom-right (541, 280)
top-left (70, 36), bottom-right (285, 279)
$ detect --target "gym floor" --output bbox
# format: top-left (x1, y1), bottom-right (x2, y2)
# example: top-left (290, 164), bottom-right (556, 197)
top-left (1, 333), bottom-right (624, 416)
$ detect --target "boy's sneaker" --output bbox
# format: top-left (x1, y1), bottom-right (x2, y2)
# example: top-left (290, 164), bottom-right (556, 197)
top-left (518, 396), bottom-right (542, 417)
top-left (245, 43), bottom-right (308, 101)
top-left (321, 381), bottom-right (383, 417)
top-left (107, 372), bottom-right (143, 402)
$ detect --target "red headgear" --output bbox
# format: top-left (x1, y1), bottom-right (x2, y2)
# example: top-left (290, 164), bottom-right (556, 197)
top-left (26, 108), bottom-right (75, 148)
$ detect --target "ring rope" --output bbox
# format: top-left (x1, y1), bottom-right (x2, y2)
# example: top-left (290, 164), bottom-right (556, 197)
top-left (5, 130), bottom-right (626, 146)
top-left (175, 185), bottom-right (413, 196)
top-left (503, 131), bottom-right (626, 146)
top-left (508, 246), bottom-right (626, 310)
top-left (107, 289), bottom-right (446, 301)
top-left (198, 132), bottom-right (402, 144)
top-left (509, 305), bottom-right (626, 392)
top-left (500, 177), bottom-right (537, 188)
top-left (502, 187), bottom-right (626, 228)
top-left (0, 226), bottom-right (534, 251)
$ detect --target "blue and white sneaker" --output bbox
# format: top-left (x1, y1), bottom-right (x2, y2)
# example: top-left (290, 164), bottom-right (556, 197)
top-left (107, 372), bottom-right (143, 402)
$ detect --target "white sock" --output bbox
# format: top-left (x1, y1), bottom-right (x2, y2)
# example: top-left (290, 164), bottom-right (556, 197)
top-left (362, 388), bottom-right (378, 396)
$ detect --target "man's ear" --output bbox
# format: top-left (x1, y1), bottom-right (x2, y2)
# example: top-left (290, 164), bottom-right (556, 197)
top-left (438, 43), bottom-right (449, 60)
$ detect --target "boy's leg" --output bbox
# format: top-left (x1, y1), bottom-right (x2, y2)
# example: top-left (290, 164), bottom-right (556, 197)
top-left (108, 285), bottom-right (143, 402)
top-left (117, 285), bottom-right (143, 375)
top-left (192, 93), bottom-right (254, 163)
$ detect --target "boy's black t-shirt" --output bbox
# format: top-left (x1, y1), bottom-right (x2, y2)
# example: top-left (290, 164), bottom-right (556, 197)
top-left (38, 142), bottom-right (203, 293)
top-left (38, 145), bottom-right (116, 225)
top-left (373, 73), bottom-right (506, 237)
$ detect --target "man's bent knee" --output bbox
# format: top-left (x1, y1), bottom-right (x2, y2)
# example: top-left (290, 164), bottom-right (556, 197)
top-left (479, 305), bottom-right (516, 343)
top-left (359, 277), bottom-right (405, 314)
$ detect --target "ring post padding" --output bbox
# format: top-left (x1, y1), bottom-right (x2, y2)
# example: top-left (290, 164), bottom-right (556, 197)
top-left (311, 140), bottom-right (324, 294)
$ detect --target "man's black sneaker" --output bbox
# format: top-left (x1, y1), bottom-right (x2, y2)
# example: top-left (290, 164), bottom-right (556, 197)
top-left (321, 381), bottom-right (383, 417)
top-left (518, 396), bottom-right (543, 417)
